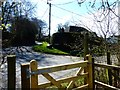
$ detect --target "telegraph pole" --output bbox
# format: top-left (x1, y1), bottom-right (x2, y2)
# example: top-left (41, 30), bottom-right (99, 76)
top-left (47, 0), bottom-right (51, 43)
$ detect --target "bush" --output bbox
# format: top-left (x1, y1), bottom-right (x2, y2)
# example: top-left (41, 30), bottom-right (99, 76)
top-left (51, 32), bottom-right (84, 52)
top-left (51, 32), bottom-right (103, 56)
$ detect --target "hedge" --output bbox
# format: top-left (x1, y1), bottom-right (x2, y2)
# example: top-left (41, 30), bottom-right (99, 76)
top-left (51, 32), bottom-right (84, 52)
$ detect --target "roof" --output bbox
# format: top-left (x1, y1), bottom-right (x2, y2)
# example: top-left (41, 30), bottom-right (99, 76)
top-left (69, 26), bottom-right (88, 32)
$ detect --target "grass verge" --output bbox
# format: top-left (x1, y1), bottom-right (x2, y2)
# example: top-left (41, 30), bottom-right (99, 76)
top-left (33, 42), bottom-right (69, 55)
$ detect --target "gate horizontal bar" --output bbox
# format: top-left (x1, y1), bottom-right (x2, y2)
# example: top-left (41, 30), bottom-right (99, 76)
top-left (37, 61), bottom-right (88, 74)
top-left (95, 80), bottom-right (119, 90)
top-left (94, 63), bottom-right (120, 69)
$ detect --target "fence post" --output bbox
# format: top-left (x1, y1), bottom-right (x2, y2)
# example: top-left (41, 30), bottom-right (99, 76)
top-left (92, 57), bottom-right (95, 90)
top-left (113, 68), bottom-right (119, 87)
top-left (84, 33), bottom-right (89, 85)
top-left (21, 63), bottom-right (30, 90)
top-left (86, 54), bottom-right (94, 89)
top-left (30, 60), bottom-right (38, 88)
top-left (107, 52), bottom-right (112, 86)
top-left (84, 33), bottom-right (89, 58)
top-left (7, 55), bottom-right (16, 90)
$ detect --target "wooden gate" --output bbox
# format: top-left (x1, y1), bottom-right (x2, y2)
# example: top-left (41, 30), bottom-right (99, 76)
top-left (21, 54), bottom-right (94, 89)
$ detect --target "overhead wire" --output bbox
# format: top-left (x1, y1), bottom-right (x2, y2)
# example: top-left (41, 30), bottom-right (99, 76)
top-left (40, 0), bottom-right (90, 27)
top-left (52, 0), bottom-right (75, 5)
top-left (41, 8), bottom-right (48, 19)
top-left (40, 0), bottom-right (89, 19)
top-left (51, 14), bottom-right (79, 25)
top-left (52, 4), bottom-right (83, 17)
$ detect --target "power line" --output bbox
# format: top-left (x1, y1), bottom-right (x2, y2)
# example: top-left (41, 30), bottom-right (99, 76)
top-left (40, 1), bottom-right (90, 26)
top-left (51, 14), bottom-right (78, 25)
top-left (40, 0), bottom-right (87, 18)
top-left (52, 4), bottom-right (83, 17)
top-left (41, 0), bottom-right (75, 5)
top-left (41, 8), bottom-right (48, 19)
top-left (52, 0), bottom-right (75, 5)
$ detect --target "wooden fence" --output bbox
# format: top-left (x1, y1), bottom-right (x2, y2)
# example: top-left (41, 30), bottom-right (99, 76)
top-left (94, 63), bottom-right (120, 89)
top-left (94, 52), bottom-right (120, 89)
top-left (6, 54), bottom-right (120, 89)
top-left (7, 55), bottom-right (16, 90)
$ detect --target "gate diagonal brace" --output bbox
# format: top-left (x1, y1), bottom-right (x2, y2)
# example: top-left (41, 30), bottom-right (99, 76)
top-left (26, 68), bottom-right (51, 78)
top-left (42, 73), bottom-right (62, 88)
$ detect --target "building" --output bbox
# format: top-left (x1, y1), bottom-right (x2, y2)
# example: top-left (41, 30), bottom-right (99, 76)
top-left (69, 26), bottom-right (88, 32)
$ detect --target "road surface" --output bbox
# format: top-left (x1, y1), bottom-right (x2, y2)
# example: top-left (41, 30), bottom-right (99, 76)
top-left (0, 46), bottom-right (118, 88)
top-left (1, 46), bottom-right (83, 88)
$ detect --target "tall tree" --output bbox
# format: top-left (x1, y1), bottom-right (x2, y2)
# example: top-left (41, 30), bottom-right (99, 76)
top-left (1, 0), bottom-right (37, 32)
top-left (31, 18), bottom-right (47, 34)
top-left (57, 22), bottom-right (70, 32)
top-left (31, 17), bottom-right (47, 40)
top-left (1, 0), bottom-right (37, 42)
top-left (11, 16), bottom-right (38, 46)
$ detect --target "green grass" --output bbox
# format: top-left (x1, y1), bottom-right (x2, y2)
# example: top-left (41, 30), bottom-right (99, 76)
top-left (33, 42), bottom-right (69, 55)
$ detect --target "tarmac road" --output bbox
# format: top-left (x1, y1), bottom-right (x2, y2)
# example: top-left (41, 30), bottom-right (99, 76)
top-left (1, 46), bottom-right (83, 88)
top-left (0, 46), bottom-right (118, 88)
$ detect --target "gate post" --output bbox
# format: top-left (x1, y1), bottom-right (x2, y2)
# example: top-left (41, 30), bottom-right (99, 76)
top-left (7, 55), bottom-right (16, 90)
top-left (21, 63), bottom-right (30, 90)
top-left (30, 60), bottom-right (38, 88)
top-left (86, 54), bottom-right (94, 89)
top-left (84, 33), bottom-right (89, 85)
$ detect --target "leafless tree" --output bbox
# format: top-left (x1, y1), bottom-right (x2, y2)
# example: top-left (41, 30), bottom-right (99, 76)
top-left (78, 0), bottom-right (120, 64)
top-left (0, 0), bottom-right (37, 66)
